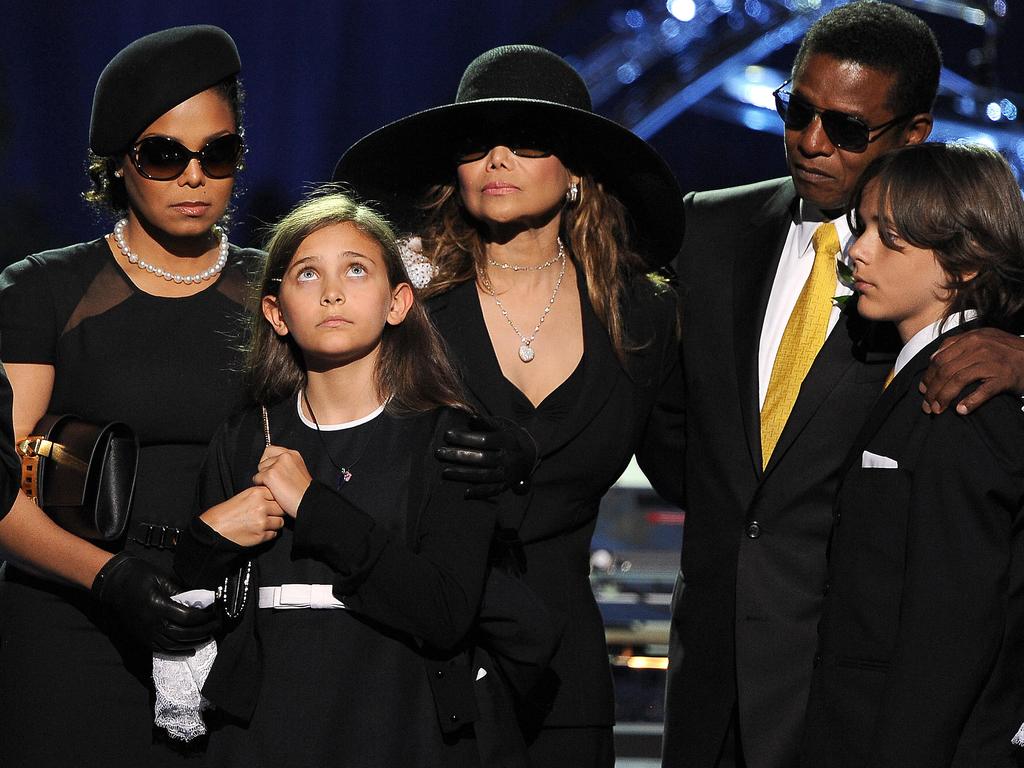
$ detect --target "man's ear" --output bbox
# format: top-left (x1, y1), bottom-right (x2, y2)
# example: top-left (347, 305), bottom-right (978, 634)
top-left (902, 112), bottom-right (933, 146)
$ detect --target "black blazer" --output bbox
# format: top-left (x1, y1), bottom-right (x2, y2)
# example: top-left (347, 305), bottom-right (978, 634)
top-left (175, 404), bottom-right (560, 768)
top-left (664, 178), bottom-right (899, 768)
top-left (428, 269), bottom-right (684, 728)
top-left (800, 329), bottom-right (1024, 768)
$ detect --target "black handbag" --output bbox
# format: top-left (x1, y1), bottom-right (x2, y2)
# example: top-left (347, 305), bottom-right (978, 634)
top-left (218, 405), bottom-right (270, 618)
top-left (17, 414), bottom-right (139, 541)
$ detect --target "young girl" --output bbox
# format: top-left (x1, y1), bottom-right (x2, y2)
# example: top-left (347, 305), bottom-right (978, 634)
top-left (173, 190), bottom-right (555, 767)
top-left (800, 142), bottom-right (1024, 767)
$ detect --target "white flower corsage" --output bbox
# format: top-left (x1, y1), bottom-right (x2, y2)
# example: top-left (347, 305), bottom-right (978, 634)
top-left (398, 236), bottom-right (437, 289)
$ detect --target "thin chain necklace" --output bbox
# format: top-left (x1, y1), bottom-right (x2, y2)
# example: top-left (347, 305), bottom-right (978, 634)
top-left (302, 391), bottom-right (381, 489)
top-left (479, 238), bottom-right (566, 363)
top-left (111, 218), bottom-right (229, 285)
top-left (487, 248), bottom-right (561, 272)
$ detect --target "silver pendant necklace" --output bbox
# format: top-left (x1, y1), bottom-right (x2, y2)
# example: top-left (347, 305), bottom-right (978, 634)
top-left (479, 238), bottom-right (566, 363)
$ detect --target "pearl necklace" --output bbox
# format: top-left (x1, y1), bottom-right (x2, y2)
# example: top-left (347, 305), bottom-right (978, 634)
top-left (111, 218), bottom-right (228, 285)
top-left (479, 238), bottom-right (566, 363)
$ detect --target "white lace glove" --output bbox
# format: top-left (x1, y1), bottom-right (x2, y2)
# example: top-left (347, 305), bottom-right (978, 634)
top-left (1013, 722), bottom-right (1024, 747)
top-left (152, 589), bottom-right (218, 741)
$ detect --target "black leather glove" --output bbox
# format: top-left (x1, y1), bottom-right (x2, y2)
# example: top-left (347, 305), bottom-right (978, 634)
top-left (91, 552), bottom-right (219, 653)
top-left (435, 414), bottom-right (538, 499)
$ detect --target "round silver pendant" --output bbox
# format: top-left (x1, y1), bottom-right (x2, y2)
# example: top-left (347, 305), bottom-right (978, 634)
top-left (518, 344), bottom-right (535, 362)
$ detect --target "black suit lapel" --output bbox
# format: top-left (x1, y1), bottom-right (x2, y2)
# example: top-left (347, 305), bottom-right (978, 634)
top-left (734, 181), bottom-right (798, 475)
top-left (839, 325), bottom-right (969, 480)
top-left (429, 280), bottom-right (517, 421)
top-left (762, 304), bottom-right (868, 477)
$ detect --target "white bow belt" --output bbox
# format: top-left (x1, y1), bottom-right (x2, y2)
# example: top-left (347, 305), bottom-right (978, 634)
top-left (258, 583), bottom-right (347, 610)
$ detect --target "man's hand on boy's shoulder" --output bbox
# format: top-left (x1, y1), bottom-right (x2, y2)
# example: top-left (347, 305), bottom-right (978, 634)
top-left (920, 328), bottom-right (1024, 415)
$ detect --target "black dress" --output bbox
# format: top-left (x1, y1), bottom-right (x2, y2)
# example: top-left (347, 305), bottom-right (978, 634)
top-left (0, 238), bottom-right (261, 767)
top-left (0, 363), bottom-right (24, 519)
top-left (174, 397), bottom-right (502, 768)
top-left (427, 271), bottom-right (685, 767)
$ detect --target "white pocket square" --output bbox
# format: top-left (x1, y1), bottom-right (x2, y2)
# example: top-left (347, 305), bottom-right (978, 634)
top-left (862, 450), bottom-right (898, 469)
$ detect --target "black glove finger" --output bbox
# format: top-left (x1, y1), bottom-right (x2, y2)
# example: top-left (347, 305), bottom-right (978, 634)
top-left (464, 482), bottom-right (505, 500)
top-left (436, 444), bottom-right (503, 468)
top-left (152, 634), bottom-right (200, 655)
top-left (442, 465), bottom-right (504, 484)
top-left (148, 590), bottom-right (214, 628)
top-left (159, 616), bottom-right (220, 646)
top-left (444, 427), bottom-right (495, 450)
top-left (466, 414), bottom-right (502, 433)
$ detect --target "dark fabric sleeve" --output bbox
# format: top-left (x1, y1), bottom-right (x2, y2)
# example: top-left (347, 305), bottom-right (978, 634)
top-left (0, 361), bottom-right (22, 519)
top-left (0, 256), bottom-right (60, 364)
top-left (633, 282), bottom-right (686, 507)
top-left (474, 565), bottom-right (564, 705)
top-left (173, 420), bottom-right (247, 588)
top-left (177, 415), bottom-right (261, 722)
top-left (291, 412), bottom-right (498, 651)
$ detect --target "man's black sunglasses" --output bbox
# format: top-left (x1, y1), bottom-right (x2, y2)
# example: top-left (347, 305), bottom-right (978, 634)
top-left (130, 134), bottom-right (244, 180)
top-left (772, 82), bottom-right (911, 153)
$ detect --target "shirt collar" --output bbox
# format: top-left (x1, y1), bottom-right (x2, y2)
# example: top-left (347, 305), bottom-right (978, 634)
top-left (796, 199), bottom-right (853, 261)
top-left (893, 310), bottom-right (980, 378)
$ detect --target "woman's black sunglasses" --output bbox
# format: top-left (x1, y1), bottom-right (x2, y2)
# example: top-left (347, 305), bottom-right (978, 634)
top-left (130, 134), bottom-right (244, 180)
top-left (772, 82), bottom-right (911, 153)
top-left (454, 136), bottom-right (555, 165)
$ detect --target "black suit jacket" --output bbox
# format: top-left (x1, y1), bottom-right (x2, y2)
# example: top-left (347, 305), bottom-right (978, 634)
top-left (801, 329), bottom-right (1024, 768)
top-left (428, 270), bottom-right (684, 728)
top-left (664, 178), bottom-right (898, 768)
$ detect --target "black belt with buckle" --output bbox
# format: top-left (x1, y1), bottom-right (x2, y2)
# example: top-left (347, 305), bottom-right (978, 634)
top-left (129, 521), bottom-right (181, 550)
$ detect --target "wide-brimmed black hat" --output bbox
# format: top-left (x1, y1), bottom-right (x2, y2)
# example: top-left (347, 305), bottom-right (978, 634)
top-left (90, 25), bottom-right (240, 156)
top-left (334, 44), bottom-right (684, 267)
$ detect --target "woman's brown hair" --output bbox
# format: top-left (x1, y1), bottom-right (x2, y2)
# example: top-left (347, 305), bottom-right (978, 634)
top-left (247, 186), bottom-right (467, 413)
top-left (417, 171), bottom-right (655, 363)
top-left (849, 141), bottom-right (1024, 330)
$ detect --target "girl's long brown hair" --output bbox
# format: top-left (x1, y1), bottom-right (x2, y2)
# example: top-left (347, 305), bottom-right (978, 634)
top-left (417, 173), bottom-right (653, 363)
top-left (247, 186), bottom-right (467, 413)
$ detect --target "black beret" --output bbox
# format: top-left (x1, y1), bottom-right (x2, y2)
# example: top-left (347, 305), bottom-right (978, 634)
top-left (89, 25), bottom-right (240, 156)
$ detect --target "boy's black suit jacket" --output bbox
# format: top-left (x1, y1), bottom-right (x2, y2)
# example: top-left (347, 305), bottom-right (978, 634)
top-left (800, 329), bottom-right (1024, 768)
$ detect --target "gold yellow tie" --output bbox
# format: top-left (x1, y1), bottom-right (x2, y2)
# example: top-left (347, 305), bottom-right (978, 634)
top-left (760, 222), bottom-right (841, 468)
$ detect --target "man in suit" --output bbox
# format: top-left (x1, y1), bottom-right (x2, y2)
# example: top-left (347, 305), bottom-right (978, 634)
top-left (663, 3), bottom-right (1024, 767)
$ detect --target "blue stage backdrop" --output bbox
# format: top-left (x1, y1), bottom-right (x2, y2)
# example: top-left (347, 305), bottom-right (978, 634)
top-left (3, 1), bottom-right (1022, 264)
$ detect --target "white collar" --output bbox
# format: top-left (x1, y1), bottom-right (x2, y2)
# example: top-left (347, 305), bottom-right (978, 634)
top-left (893, 310), bottom-right (980, 378)
top-left (295, 391), bottom-right (386, 431)
top-left (796, 199), bottom-right (853, 268)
